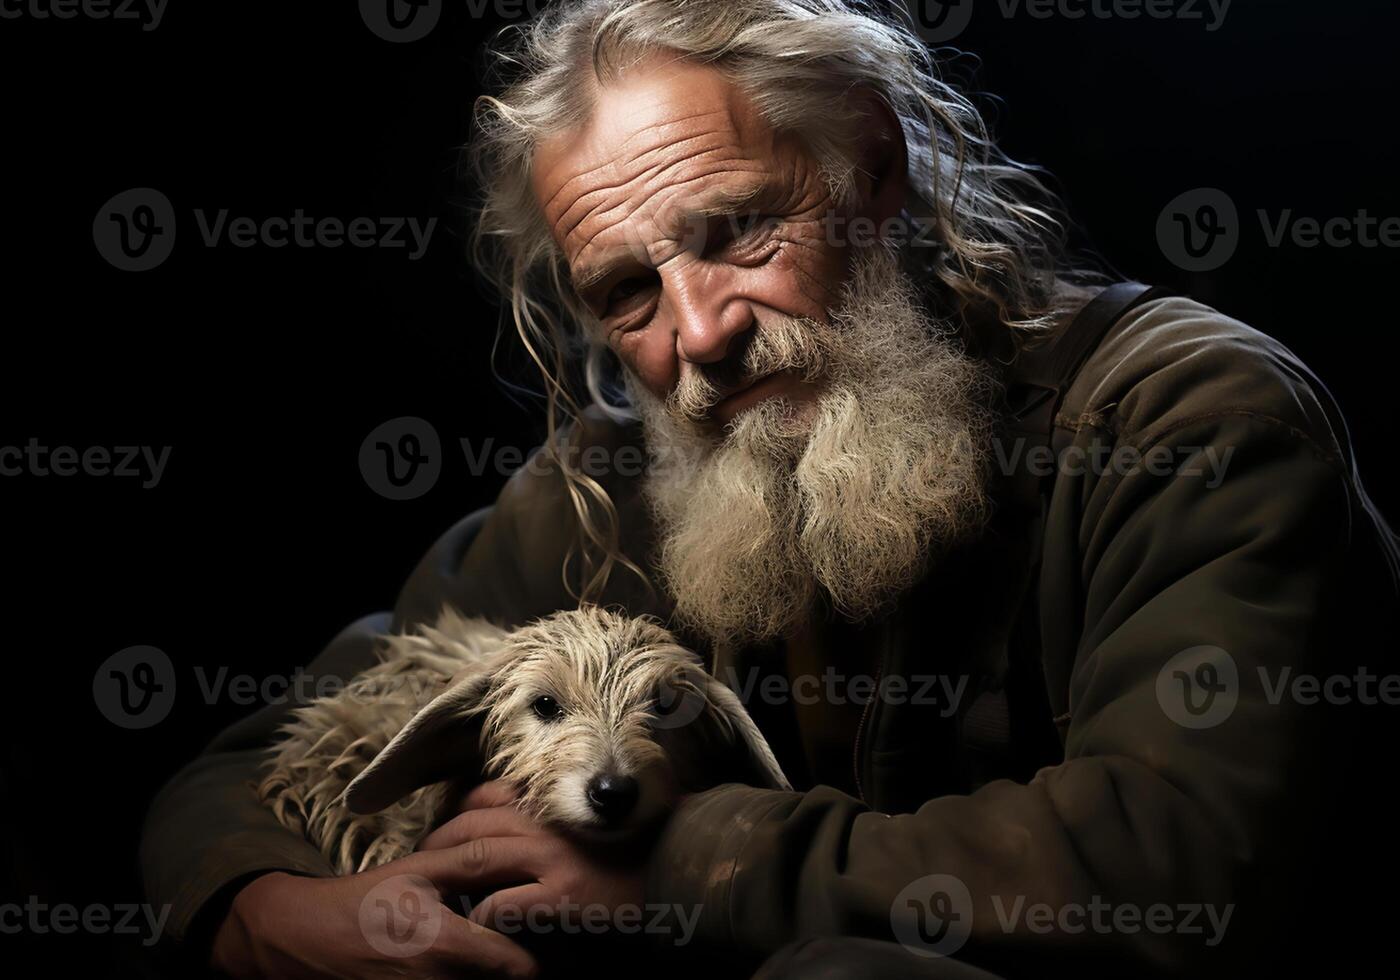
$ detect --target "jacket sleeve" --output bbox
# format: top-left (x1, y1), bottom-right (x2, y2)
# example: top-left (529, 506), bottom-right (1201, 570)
top-left (137, 411), bottom-right (647, 953)
top-left (643, 410), bottom-right (1370, 976)
top-left (137, 614), bottom-right (388, 945)
top-left (138, 506), bottom-right (510, 949)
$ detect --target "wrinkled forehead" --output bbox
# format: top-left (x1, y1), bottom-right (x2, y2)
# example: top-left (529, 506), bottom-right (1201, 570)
top-left (530, 57), bottom-right (784, 277)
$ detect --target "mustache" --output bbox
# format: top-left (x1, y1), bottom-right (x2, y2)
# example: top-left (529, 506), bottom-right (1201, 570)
top-left (667, 315), bottom-right (831, 422)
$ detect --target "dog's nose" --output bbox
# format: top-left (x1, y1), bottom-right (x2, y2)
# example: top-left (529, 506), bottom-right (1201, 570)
top-left (586, 773), bottom-right (639, 823)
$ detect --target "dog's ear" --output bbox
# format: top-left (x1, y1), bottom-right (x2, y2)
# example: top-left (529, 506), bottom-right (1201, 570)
top-left (344, 644), bottom-right (515, 815)
top-left (677, 670), bottom-right (791, 792)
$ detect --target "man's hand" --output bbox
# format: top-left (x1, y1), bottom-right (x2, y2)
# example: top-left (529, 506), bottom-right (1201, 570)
top-left (209, 780), bottom-right (652, 978)
top-left (209, 853), bottom-right (540, 979)
top-left (417, 780), bottom-right (649, 933)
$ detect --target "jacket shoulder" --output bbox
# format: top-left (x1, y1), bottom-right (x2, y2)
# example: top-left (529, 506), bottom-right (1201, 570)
top-left (1060, 294), bottom-right (1347, 464)
top-left (440, 404), bottom-right (657, 622)
top-left (491, 403), bottom-right (646, 528)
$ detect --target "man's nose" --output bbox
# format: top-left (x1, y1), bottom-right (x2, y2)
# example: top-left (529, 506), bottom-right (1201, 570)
top-left (667, 266), bottom-right (755, 365)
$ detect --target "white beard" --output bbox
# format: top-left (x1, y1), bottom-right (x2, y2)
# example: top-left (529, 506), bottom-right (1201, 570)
top-left (628, 247), bottom-right (996, 649)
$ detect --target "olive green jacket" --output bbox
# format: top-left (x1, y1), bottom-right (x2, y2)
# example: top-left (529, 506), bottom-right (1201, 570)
top-left (139, 294), bottom-right (1397, 976)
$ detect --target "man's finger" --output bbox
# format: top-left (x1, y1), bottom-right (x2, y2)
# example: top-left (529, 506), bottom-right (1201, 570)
top-left (405, 835), bottom-right (554, 893)
top-left (417, 803), bottom-right (540, 852)
top-left (466, 884), bottom-right (554, 932)
top-left (435, 912), bottom-right (539, 980)
top-left (456, 779), bottom-right (520, 812)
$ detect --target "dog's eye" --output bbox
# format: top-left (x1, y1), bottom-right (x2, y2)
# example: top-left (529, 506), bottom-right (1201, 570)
top-left (532, 695), bottom-right (564, 720)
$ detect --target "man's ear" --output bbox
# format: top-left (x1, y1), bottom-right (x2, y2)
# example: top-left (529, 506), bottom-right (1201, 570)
top-left (343, 642), bottom-right (516, 815)
top-left (849, 89), bottom-right (909, 232)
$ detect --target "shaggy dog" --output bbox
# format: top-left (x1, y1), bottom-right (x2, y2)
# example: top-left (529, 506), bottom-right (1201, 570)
top-left (258, 606), bottom-right (789, 875)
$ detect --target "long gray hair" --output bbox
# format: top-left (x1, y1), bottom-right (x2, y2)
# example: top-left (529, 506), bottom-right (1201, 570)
top-left (467, 0), bottom-right (1094, 602)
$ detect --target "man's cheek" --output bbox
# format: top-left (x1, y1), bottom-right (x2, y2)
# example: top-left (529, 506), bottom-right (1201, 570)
top-left (616, 325), bottom-right (679, 399)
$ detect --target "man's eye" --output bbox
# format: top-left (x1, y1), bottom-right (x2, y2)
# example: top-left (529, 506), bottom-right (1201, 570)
top-left (532, 695), bottom-right (564, 720)
top-left (606, 276), bottom-right (656, 308)
top-left (707, 213), bottom-right (781, 262)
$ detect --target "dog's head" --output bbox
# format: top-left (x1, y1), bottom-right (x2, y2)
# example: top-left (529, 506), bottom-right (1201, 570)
top-left (344, 606), bottom-right (789, 838)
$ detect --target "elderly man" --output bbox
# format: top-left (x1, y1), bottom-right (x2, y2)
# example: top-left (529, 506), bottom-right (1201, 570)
top-left (141, 2), bottom-right (1396, 978)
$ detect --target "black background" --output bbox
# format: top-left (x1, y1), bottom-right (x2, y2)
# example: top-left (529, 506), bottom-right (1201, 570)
top-left (1, 0), bottom-right (1395, 972)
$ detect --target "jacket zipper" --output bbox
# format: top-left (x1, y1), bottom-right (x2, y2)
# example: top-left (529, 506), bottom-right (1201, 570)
top-left (852, 622), bottom-right (892, 805)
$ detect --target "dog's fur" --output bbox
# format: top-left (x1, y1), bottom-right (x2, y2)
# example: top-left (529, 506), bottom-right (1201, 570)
top-left (258, 606), bottom-right (789, 875)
